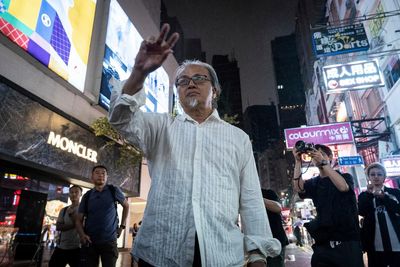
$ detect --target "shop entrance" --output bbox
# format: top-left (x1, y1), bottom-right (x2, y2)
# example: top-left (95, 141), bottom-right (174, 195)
top-left (0, 160), bottom-right (72, 266)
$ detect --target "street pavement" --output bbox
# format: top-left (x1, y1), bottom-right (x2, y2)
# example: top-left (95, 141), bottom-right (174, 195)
top-left (285, 243), bottom-right (313, 267)
top-left (117, 244), bottom-right (313, 267)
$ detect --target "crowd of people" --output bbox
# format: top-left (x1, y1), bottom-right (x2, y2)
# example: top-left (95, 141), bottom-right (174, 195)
top-left (45, 23), bottom-right (400, 267)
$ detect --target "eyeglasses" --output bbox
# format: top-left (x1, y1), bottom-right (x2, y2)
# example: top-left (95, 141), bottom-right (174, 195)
top-left (175, 75), bottom-right (211, 87)
top-left (369, 172), bottom-right (384, 177)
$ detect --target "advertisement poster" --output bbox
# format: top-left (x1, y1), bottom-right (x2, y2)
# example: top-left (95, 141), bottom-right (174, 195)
top-left (0, 0), bottom-right (97, 91)
top-left (99, 0), bottom-right (169, 113)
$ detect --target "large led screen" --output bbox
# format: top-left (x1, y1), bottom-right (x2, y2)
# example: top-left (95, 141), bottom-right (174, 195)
top-left (99, 0), bottom-right (169, 113)
top-left (0, 0), bottom-right (97, 91)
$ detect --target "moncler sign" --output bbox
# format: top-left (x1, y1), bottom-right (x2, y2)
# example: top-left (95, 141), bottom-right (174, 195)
top-left (47, 131), bottom-right (98, 162)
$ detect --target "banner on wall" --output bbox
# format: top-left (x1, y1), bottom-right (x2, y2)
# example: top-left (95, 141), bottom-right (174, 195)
top-left (0, 0), bottom-right (97, 91)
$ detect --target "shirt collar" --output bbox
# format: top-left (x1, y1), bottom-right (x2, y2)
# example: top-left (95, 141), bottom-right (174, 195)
top-left (176, 109), bottom-right (222, 124)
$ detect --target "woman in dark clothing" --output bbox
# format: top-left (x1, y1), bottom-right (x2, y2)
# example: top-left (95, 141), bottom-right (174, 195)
top-left (358, 162), bottom-right (400, 267)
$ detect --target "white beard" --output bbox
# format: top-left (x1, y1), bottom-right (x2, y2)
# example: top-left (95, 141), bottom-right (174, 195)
top-left (185, 97), bottom-right (199, 109)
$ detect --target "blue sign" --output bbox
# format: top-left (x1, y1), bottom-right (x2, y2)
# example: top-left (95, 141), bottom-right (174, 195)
top-left (338, 156), bottom-right (364, 166)
top-left (312, 24), bottom-right (369, 57)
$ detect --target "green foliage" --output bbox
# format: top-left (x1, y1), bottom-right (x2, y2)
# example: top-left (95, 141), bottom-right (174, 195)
top-left (92, 117), bottom-right (142, 167)
top-left (222, 114), bottom-right (239, 125)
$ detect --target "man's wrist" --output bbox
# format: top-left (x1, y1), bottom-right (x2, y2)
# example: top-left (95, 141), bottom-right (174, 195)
top-left (119, 224), bottom-right (126, 229)
top-left (247, 253), bottom-right (266, 264)
top-left (316, 160), bottom-right (329, 168)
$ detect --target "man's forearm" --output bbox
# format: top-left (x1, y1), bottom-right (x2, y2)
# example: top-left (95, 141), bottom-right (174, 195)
top-left (323, 166), bottom-right (349, 192)
top-left (120, 201), bottom-right (129, 227)
top-left (122, 68), bottom-right (147, 95)
top-left (264, 199), bottom-right (282, 214)
top-left (292, 161), bottom-right (304, 192)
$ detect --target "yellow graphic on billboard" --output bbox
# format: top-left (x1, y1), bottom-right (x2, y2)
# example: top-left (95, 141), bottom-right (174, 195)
top-left (0, 0), bottom-right (97, 92)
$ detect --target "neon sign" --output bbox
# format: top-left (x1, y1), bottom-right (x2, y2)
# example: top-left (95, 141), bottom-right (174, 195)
top-left (322, 60), bottom-right (385, 93)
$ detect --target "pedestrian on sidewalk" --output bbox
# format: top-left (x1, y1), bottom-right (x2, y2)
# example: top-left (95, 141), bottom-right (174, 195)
top-left (262, 189), bottom-right (289, 267)
top-left (293, 224), bottom-right (303, 247)
top-left (358, 162), bottom-right (400, 267)
top-left (109, 23), bottom-right (281, 267)
top-left (292, 144), bottom-right (363, 267)
top-left (75, 165), bottom-right (130, 267)
top-left (48, 185), bottom-right (82, 267)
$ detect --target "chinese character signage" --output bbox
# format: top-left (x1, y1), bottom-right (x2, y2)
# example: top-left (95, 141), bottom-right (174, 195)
top-left (381, 157), bottom-right (400, 177)
top-left (284, 122), bottom-right (354, 149)
top-left (322, 60), bottom-right (385, 93)
top-left (312, 24), bottom-right (369, 57)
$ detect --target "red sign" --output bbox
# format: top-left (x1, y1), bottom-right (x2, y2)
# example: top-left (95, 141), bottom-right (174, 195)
top-left (284, 122), bottom-right (354, 149)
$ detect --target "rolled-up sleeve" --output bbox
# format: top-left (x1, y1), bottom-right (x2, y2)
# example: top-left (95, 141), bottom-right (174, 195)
top-left (239, 138), bottom-right (281, 257)
top-left (108, 79), bottom-right (165, 158)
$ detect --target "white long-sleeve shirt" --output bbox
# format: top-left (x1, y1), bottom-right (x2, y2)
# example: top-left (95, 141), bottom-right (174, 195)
top-left (109, 82), bottom-right (281, 266)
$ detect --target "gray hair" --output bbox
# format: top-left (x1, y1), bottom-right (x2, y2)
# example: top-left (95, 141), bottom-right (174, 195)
top-left (365, 162), bottom-right (387, 178)
top-left (174, 60), bottom-right (222, 109)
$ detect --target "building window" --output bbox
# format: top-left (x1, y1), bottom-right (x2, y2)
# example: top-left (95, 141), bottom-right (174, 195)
top-left (384, 56), bottom-right (400, 91)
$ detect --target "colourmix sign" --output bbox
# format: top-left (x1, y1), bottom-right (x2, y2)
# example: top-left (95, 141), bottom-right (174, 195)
top-left (284, 122), bottom-right (354, 149)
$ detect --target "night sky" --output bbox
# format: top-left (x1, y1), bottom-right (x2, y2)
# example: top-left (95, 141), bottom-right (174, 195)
top-left (164, 0), bottom-right (300, 111)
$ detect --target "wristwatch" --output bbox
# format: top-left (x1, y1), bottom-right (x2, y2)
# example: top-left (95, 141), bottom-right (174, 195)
top-left (119, 225), bottom-right (126, 229)
top-left (317, 160), bottom-right (329, 168)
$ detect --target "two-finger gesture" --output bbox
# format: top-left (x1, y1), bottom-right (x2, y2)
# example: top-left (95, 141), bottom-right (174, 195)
top-left (134, 23), bottom-right (179, 75)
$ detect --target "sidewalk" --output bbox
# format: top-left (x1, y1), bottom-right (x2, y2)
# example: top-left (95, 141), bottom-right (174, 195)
top-left (116, 244), bottom-right (314, 267)
top-left (117, 248), bottom-right (132, 267)
top-left (285, 243), bottom-right (313, 267)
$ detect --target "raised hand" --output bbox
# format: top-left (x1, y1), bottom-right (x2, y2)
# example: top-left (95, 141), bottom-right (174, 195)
top-left (134, 23), bottom-right (179, 75)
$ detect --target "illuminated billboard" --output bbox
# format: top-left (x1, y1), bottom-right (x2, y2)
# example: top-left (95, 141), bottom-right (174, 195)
top-left (312, 24), bottom-right (369, 57)
top-left (0, 0), bottom-right (97, 91)
top-left (381, 157), bottom-right (400, 177)
top-left (322, 60), bottom-right (385, 93)
top-left (99, 0), bottom-right (169, 113)
top-left (284, 122), bottom-right (354, 149)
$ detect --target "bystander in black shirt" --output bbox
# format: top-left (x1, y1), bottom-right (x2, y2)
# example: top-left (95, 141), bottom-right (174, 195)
top-left (299, 171), bottom-right (360, 243)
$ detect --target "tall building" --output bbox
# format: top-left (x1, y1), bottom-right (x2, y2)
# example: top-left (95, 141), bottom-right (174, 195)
top-left (295, 0), bottom-right (330, 125)
top-left (212, 55), bottom-right (243, 127)
top-left (243, 105), bottom-right (288, 192)
top-left (161, 1), bottom-right (185, 63)
top-left (271, 34), bottom-right (306, 132)
top-left (184, 38), bottom-right (206, 62)
top-left (243, 105), bottom-right (279, 153)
